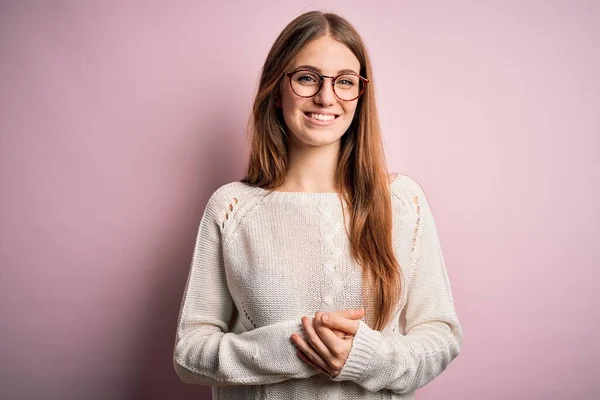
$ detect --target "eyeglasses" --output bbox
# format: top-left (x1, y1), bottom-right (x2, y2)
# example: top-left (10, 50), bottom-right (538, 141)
top-left (284, 69), bottom-right (369, 102)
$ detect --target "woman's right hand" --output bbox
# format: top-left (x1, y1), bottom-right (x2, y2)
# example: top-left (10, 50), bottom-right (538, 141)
top-left (291, 308), bottom-right (365, 377)
top-left (314, 308), bottom-right (364, 339)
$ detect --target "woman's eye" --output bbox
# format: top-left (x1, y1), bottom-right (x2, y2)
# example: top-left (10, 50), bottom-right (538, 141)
top-left (298, 75), bottom-right (317, 82)
top-left (337, 79), bottom-right (354, 86)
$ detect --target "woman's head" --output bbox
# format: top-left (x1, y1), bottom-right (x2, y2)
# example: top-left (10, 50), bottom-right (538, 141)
top-left (276, 34), bottom-right (366, 149)
top-left (245, 11), bottom-right (381, 188)
top-left (243, 11), bottom-right (402, 331)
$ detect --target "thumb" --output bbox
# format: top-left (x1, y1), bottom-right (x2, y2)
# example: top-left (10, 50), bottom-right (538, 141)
top-left (327, 308), bottom-right (364, 321)
top-left (321, 308), bottom-right (364, 334)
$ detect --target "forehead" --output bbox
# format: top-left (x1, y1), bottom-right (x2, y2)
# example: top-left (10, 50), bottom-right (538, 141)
top-left (290, 36), bottom-right (361, 75)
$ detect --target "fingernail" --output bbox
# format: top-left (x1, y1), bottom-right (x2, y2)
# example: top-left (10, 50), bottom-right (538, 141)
top-left (322, 313), bottom-right (329, 323)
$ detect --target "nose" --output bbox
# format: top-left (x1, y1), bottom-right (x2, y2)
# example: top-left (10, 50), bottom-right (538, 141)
top-left (313, 77), bottom-right (336, 106)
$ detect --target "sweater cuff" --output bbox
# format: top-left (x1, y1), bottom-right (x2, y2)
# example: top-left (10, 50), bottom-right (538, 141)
top-left (331, 320), bottom-right (383, 382)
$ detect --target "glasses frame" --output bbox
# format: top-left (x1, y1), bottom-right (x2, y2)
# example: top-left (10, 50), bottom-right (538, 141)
top-left (284, 69), bottom-right (369, 102)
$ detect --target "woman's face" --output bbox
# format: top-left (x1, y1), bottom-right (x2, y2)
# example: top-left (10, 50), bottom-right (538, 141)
top-left (278, 35), bottom-right (362, 149)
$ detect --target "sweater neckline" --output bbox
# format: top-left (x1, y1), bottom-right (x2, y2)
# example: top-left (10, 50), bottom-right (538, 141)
top-left (248, 173), bottom-right (401, 202)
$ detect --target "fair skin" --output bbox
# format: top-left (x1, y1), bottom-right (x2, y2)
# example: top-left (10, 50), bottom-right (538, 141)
top-left (278, 35), bottom-right (397, 377)
top-left (276, 35), bottom-right (360, 193)
top-left (292, 309), bottom-right (365, 377)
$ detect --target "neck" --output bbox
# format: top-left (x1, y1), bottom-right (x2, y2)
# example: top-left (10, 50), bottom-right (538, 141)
top-left (280, 139), bottom-right (341, 193)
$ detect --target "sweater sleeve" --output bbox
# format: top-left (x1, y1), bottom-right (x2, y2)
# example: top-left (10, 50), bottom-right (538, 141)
top-left (173, 189), bottom-right (320, 386)
top-left (330, 179), bottom-right (463, 393)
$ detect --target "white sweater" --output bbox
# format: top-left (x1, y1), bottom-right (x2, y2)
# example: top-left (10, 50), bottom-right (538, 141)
top-left (173, 173), bottom-right (463, 399)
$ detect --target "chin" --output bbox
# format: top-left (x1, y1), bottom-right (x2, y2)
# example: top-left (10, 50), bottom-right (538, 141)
top-left (284, 116), bottom-right (350, 147)
top-left (292, 131), bottom-right (344, 148)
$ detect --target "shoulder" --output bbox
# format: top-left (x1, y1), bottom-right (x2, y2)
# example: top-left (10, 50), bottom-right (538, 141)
top-left (388, 172), bottom-right (426, 197)
top-left (204, 180), bottom-right (262, 210)
top-left (388, 172), bottom-right (431, 217)
top-left (202, 180), bottom-right (265, 236)
top-left (207, 180), bottom-right (248, 203)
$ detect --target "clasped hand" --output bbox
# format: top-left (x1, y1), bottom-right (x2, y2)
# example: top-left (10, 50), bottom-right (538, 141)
top-left (290, 308), bottom-right (365, 378)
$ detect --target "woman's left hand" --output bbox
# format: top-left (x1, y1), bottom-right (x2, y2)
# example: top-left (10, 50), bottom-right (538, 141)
top-left (291, 308), bottom-right (364, 378)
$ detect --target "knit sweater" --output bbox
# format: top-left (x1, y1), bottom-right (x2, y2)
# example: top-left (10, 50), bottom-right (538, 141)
top-left (173, 173), bottom-right (463, 400)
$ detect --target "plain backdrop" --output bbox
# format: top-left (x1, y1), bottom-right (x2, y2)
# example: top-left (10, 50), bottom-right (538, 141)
top-left (1, 1), bottom-right (599, 399)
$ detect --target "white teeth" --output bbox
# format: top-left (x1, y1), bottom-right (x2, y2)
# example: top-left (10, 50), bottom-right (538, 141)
top-left (308, 113), bottom-right (336, 121)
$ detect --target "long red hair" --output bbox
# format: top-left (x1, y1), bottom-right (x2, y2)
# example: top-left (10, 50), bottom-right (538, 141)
top-left (241, 11), bottom-right (402, 331)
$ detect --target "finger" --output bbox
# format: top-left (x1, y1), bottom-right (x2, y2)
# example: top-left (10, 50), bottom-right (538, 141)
top-left (296, 349), bottom-right (332, 377)
top-left (313, 312), bottom-right (345, 338)
top-left (320, 309), bottom-right (363, 335)
top-left (312, 321), bottom-right (353, 357)
top-left (329, 308), bottom-right (365, 320)
top-left (312, 312), bottom-right (354, 363)
top-left (319, 308), bottom-right (364, 330)
top-left (292, 333), bottom-right (332, 375)
top-left (301, 316), bottom-right (334, 361)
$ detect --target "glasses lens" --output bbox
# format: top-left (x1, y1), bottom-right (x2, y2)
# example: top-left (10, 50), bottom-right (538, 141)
top-left (334, 74), bottom-right (362, 101)
top-left (290, 70), bottom-right (364, 100)
top-left (290, 71), bottom-right (322, 97)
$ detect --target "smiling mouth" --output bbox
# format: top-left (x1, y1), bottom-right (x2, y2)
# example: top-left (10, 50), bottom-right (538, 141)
top-left (303, 112), bottom-right (340, 121)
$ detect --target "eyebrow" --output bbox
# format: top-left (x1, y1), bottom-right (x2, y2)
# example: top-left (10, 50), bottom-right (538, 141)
top-left (293, 64), bottom-right (359, 75)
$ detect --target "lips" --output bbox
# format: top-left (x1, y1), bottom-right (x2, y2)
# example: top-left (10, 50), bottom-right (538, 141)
top-left (303, 111), bottom-right (339, 126)
top-left (303, 111), bottom-right (340, 117)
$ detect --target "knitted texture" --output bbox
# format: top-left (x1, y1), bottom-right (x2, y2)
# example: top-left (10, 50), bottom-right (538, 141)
top-left (173, 174), bottom-right (463, 399)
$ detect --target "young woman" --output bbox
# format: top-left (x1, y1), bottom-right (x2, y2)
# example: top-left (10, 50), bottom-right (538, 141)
top-left (173, 11), bottom-right (463, 399)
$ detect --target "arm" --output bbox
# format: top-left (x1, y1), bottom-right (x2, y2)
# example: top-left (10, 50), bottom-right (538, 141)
top-left (173, 189), bottom-right (319, 386)
top-left (330, 179), bottom-right (463, 393)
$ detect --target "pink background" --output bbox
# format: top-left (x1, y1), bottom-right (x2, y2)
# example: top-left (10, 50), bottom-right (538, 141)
top-left (1, 1), bottom-right (598, 399)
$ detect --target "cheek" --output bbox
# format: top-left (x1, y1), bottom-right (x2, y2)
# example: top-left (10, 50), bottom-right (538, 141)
top-left (341, 105), bottom-right (359, 124)
top-left (282, 98), bottom-right (309, 121)
top-left (346, 102), bottom-right (359, 116)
